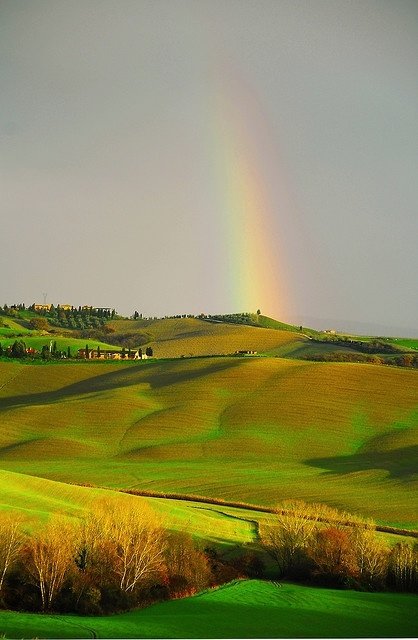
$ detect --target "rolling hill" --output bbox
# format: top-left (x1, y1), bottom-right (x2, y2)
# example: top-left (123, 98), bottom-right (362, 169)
top-left (0, 313), bottom-right (316, 359)
top-left (0, 355), bottom-right (417, 527)
top-left (105, 316), bottom-right (305, 357)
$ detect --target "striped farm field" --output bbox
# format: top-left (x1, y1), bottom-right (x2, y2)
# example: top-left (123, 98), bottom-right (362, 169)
top-left (0, 580), bottom-right (417, 639)
top-left (0, 356), bottom-right (417, 527)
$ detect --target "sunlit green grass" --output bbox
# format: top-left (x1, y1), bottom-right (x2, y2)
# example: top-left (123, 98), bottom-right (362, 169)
top-left (393, 338), bottom-right (418, 350)
top-left (0, 327), bottom-right (33, 337)
top-left (0, 580), bottom-right (417, 639)
top-left (0, 469), bottom-right (260, 545)
top-left (0, 317), bottom-right (32, 335)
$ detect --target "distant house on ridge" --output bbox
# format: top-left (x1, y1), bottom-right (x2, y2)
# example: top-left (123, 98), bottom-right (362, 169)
top-left (34, 304), bottom-right (52, 311)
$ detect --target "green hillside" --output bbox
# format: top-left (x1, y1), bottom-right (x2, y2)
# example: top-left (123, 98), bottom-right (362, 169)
top-left (0, 317), bottom-right (33, 337)
top-left (107, 316), bottom-right (304, 357)
top-left (0, 357), bottom-right (417, 527)
top-left (84, 315), bottom-right (414, 361)
top-left (0, 579), bottom-right (416, 639)
top-left (1, 469), bottom-right (412, 553)
top-left (0, 469), bottom-right (263, 546)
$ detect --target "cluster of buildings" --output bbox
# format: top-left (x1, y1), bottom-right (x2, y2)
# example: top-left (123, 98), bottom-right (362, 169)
top-left (34, 304), bottom-right (111, 313)
top-left (235, 350), bottom-right (258, 355)
top-left (77, 348), bottom-right (149, 360)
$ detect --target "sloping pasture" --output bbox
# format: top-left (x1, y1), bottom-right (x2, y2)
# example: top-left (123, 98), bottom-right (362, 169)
top-left (0, 357), bottom-right (417, 526)
top-left (0, 469), bottom-right (259, 545)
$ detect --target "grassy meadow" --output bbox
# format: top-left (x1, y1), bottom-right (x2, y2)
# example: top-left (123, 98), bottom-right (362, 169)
top-left (0, 354), bottom-right (417, 527)
top-left (0, 579), bottom-right (417, 639)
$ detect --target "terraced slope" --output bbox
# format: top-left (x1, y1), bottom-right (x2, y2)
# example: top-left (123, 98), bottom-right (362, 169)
top-left (0, 358), bottom-right (417, 526)
top-left (0, 580), bottom-right (417, 639)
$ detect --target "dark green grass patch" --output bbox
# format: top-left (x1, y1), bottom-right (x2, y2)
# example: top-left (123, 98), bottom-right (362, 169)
top-left (0, 580), bottom-right (417, 638)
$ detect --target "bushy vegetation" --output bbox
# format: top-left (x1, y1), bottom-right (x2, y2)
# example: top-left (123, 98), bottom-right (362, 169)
top-left (261, 500), bottom-right (418, 591)
top-left (0, 339), bottom-right (69, 360)
top-left (0, 501), bottom-right (263, 615)
top-left (27, 304), bottom-right (116, 330)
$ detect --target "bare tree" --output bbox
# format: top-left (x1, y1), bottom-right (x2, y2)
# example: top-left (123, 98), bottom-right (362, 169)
top-left (0, 513), bottom-right (25, 596)
top-left (25, 516), bottom-right (80, 610)
top-left (388, 542), bottom-right (418, 591)
top-left (82, 499), bottom-right (167, 593)
top-left (350, 524), bottom-right (388, 587)
top-left (114, 506), bottom-right (166, 592)
top-left (260, 500), bottom-right (322, 574)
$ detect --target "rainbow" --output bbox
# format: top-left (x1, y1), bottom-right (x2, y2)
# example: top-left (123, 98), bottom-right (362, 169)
top-left (210, 66), bottom-right (295, 321)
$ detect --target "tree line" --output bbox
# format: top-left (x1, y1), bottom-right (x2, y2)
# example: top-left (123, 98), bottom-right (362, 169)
top-left (260, 500), bottom-right (418, 592)
top-left (0, 340), bottom-right (67, 360)
top-left (0, 501), bottom-right (261, 615)
top-left (29, 305), bottom-right (116, 330)
top-left (0, 304), bottom-right (117, 332)
top-left (0, 498), bottom-right (417, 617)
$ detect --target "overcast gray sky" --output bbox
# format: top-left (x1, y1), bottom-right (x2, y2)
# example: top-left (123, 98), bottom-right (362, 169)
top-left (1, 0), bottom-right (417, 335)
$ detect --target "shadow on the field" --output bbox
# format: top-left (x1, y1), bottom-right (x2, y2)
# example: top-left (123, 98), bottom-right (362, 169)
top-left (0, 358), bottom-right (243, 410)
top-left (306, 444), bottom-right (418, 479)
